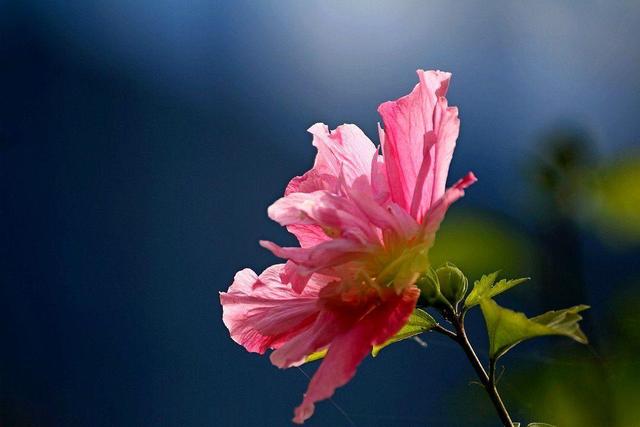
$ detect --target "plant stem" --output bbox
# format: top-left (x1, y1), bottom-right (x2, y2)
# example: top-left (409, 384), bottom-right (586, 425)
top-left (434, 314), bottom-right (514, 426)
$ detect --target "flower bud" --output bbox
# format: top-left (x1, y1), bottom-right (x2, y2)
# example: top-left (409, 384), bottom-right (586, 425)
top-left (435, 263), bottom-right (468, 306)
top-left (416, 268), bottom-right (451, 309)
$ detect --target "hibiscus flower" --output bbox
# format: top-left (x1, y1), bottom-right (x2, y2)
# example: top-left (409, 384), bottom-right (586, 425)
top-left (220, 70), bottom-right (476, 423)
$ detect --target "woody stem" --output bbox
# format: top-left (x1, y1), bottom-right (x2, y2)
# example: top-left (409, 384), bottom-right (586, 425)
top-left (435, 313), bottom-right (513, 426)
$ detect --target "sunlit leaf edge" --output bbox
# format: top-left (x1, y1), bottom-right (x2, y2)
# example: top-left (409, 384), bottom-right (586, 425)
top-left (480, 298), bottom-right (589, 360)
top-left (464, 271), bottom-right (530, 309)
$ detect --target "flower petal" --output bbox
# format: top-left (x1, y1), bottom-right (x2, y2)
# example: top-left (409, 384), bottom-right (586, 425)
top-left (292, 287), bottom-right (420, 424)
top-left (370, 149), bottom-right (390, 204)
top-left (346, 176), bottom-right (419, 241)
top-left (285, 169), bottom-right (334, 196)
top-left (308, 123), bottom-right (378, 187)
top-left (269, 309), bottom-right (348, 369)
top-left (267, 190), bottom-right (380, 245)
top-left (283, 170), bottom-right (337, 248)
top-left (260, 239), bottom-right (365, 271)
top-left (220, 265), bottom-right (326, 354)
top-left (286, 224), bottom-right (329, 249)
top-left (378, 70), bottom-right (459, 219)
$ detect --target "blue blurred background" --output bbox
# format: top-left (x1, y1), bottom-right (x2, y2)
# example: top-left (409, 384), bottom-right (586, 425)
top-left (2, 1), bottom-right (639, 426)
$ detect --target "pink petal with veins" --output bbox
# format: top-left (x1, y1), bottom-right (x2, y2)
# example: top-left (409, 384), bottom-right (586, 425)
top-left (292, 287), bottom-right (420, 424)
top-left (220, 265), bottom-right (328, 354)
top-left (378, 70), bottom-right (459, 220)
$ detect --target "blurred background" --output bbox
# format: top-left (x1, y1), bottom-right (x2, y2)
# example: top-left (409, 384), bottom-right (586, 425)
top-left (1, 1), bottom-right (639, 426)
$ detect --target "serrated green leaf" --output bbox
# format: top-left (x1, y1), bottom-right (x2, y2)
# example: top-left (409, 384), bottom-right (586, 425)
top-left (464, 271), bottom-right (500, 307)
top-left (372, 308), bottom-right (437, 357)
top-left (480, 298), bottom-right (589, 360)
top-left (529, 305), bottom-right (590, 344)
top-left (464, 271), bottom-right (529, 309)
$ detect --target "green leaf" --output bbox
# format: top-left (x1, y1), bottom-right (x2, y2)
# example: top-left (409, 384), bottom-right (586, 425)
top-left (480, 298), bottom-right (589, 360)
top-left (464, 271), bottom-right (529, 309)
top-left (529, 306), bottom-right (590, 343)
top-left (372, 308), bottom-right (437, 357)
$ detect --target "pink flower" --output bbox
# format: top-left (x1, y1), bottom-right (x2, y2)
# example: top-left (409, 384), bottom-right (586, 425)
top-left (220, 70), bottom-right (476, 423)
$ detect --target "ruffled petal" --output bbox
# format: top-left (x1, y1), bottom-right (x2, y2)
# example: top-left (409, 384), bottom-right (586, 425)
top-left (378, 70), bottom-right (459, 219)
top-left (346, 176), bottom-right (419, 241)
top-left (420, 96), bottom-right (460, 217)
top-left (292, 287), bottom-right (420, 424)
top-left (269, 310), bottom-right (348, 369)
top-left (260, 239), bottom-right (366, 273)
top-left (283, 169), bottom-right (336, 247)
top-left (285, 169), bottom-right (334, 196)
top-left (220, 265), bottom-right (327, 354)
top-left (280, 260), bottom-right (313, 294)
top-left (267, 190), bottom-right (380, 245)
top-left (308, 123), bottom-right (378, 187)
top-left (286, 224), bottom-right (329, 249)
